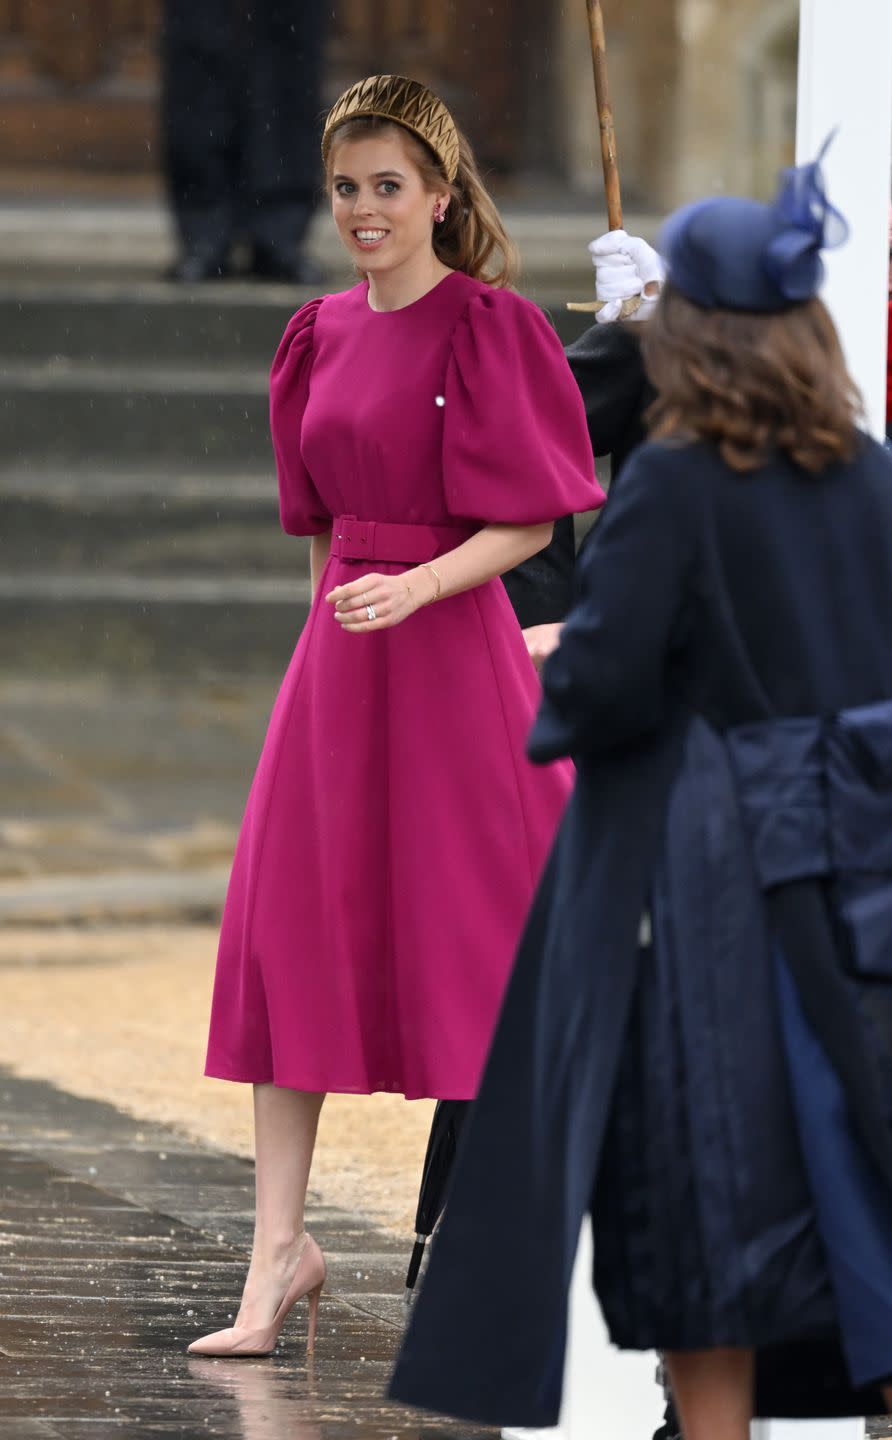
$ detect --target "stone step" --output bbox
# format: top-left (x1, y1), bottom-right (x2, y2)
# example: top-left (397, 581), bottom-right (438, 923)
top-left (0, 296), bottom-right (596, 474)
top-left (0, 466), bottom-right (277, 500)
top-left (0, 469), bottom-right (312, 675)
top-left (1, 361), bottom-right (270, 469)
top-left (0, 274), bottom-right (600, 476)
top-left (0, 866), bottom-right (230, 924)
top-left (0, 572), bottom-right (312, 602)
top-left (1, 593), bottom-right (311, 677)
top-left (0, 199), bottom-right (653, 284)
top-left (0, 276), bottom-right (595, 371)
top-left (0, 280), bottom-right (303, 370)
top-left (0, 470), bottom-right (300, 577)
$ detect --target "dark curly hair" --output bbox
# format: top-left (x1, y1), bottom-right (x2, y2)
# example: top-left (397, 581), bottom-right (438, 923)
top-left (642, 281), bottom-right (863, 472)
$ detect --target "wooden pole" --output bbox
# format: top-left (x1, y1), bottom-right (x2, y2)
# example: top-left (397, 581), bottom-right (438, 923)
top-left (568, 0), bottom-right (641, 313)
top-left (587, 0), bottom-right (623, 230)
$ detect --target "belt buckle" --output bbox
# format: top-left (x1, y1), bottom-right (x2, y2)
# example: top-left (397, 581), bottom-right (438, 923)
top-left (335, 515), bottom-right (374, 559)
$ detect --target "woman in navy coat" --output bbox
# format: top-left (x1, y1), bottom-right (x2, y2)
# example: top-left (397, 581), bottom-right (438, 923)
top-left (391, 157), bottom-right (892, 1437)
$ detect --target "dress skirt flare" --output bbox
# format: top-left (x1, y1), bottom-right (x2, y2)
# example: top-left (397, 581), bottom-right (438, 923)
top-left (203, 271), bottom-right (604, 1101)
top-left (593, 706), bottom-right (892, 1399)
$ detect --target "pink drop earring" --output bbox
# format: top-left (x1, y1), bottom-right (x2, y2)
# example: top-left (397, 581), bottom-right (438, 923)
top-left (434, 204), bottom-right (447, 225)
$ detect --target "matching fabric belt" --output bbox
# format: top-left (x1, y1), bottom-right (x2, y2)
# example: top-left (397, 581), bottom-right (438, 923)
top-left (330, 515), bottom-right (474, 564)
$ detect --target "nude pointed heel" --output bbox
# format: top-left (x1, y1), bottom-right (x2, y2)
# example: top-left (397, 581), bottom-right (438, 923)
top-left (187, 1232), bottom-right (326, 1358)
top-left (306, 1280), bottom-right (324, 1355)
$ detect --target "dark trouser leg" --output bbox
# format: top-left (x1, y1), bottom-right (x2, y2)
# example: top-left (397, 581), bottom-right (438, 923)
top-left (160, 0), bottom-right (236, 267)
top-left (238, 0), bottom-right (328, 267)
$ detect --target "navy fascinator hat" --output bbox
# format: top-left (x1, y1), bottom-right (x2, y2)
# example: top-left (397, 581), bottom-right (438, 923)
top-left (658, 136), bottom-right (849, 312)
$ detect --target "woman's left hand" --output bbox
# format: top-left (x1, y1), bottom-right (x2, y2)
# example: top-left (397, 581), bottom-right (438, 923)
top-left (325, 570), bottom-right (430, 631)
top-left (523, 621), bottom-right (564, 672)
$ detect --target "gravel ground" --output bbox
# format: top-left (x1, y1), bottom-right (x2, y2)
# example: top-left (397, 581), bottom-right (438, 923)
top-left (0, 924), bottom-right (435, 1235)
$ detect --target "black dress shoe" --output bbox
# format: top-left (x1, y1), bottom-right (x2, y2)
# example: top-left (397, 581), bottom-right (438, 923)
top-left (166, 251), bottom-right (230, 283)
top-left (251, 247), bottom-right (328, 286)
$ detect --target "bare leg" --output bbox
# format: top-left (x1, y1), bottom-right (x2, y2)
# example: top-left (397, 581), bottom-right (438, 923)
top-left (233, 1085), bottom-right (325, 1330)
top-left (664, 1348), bottom-right (754, 1440)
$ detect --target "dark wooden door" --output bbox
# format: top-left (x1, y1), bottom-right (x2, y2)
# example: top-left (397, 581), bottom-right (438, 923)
top-left (329, 0), bottom-right (555, 173)
top-left (0, 0), bottom-right (160, 174)
top-left (0, 0), bottom-right (553, 181)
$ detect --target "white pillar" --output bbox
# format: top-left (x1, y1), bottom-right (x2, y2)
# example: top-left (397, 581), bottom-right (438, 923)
top-left (759, 10), bottom-right (892, 1440)
top-left (795, 0), bottom-right (892, 440)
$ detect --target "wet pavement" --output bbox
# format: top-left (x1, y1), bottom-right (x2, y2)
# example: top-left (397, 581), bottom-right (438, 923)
top-left (0, 1068), bottom-right (487, 1439)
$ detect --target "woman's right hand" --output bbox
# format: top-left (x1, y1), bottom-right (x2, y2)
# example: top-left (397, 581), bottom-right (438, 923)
top-left (523, 622), bottom-right (564, 673)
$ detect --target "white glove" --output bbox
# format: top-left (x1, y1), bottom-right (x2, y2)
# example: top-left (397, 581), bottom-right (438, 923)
top-left (587, 228), bottom-right (665, 324)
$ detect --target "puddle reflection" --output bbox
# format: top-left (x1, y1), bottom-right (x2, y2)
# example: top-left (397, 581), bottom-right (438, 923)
top-left (188, 1357), bottom-right (323, 1440)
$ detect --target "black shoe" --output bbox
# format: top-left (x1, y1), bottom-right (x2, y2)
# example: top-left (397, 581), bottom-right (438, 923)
top-left (166, 250), bottom-right (230, 283)
top-left (251, 246), bottom-right (327, 286)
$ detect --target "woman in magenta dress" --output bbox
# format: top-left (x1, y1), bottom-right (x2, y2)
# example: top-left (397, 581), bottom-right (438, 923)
top-left (187, 74), bottom-right (602, 1357)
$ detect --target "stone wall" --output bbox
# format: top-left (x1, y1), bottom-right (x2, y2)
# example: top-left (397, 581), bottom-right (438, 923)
top-left (0, 0), bottom-right (799, 207)
top-left (553, 0), bottom-right (798, 212)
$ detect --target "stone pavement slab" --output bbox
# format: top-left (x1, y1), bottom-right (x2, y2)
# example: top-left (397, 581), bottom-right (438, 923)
top-left (0, 677), bottom-right (274, 915)
top-left (0, 1068), bottom-right (487, 1440)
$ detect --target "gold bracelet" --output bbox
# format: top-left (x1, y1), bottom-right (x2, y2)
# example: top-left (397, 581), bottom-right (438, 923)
top-left (420, 562), bottom-right (442, 604)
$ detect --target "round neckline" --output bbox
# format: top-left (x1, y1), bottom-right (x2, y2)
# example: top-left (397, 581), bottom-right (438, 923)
top-left (364, 268), bottom-right (462, 315)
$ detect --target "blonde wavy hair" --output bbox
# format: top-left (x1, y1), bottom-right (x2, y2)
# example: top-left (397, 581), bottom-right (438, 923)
top-left (324, 115), bottom-right (519, 289)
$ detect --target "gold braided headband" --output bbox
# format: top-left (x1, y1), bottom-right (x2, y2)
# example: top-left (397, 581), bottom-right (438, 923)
top-left (322, 74), bottom-right (460, 184)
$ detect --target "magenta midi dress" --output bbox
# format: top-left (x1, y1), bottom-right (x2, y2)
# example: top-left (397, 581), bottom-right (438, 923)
top-left (204, 269), bottom-right (603, 1100)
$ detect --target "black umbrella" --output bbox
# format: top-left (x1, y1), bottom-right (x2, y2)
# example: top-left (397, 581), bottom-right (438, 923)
top-left (404, 1099), bottom-right (469, 1299)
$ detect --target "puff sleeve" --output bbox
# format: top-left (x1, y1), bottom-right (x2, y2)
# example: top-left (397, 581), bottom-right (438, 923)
top-left (443, 289), bottom-right (605, 524)
top-left (269, 298), bottom-right (330, 536)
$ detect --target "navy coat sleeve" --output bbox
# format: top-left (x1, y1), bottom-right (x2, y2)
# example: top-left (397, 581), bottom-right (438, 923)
top-left (530, 441), bottom-right (701, 762)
